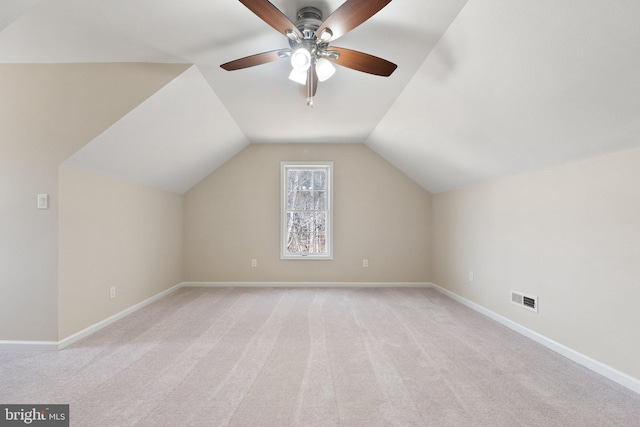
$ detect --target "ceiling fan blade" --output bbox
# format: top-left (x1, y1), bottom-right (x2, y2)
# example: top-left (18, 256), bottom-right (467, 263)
top-left (221, 49), bottom-right (290, 71)
top-left (315, 0), bottom-right (392, 41)
top-left (239, 0), bottom-right (303, 39)
top-left (329, 47), bottom-right (397, 76)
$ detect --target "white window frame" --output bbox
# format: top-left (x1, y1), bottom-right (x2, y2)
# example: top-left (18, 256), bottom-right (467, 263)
top-left (281, 161), bottom-right (333, 260)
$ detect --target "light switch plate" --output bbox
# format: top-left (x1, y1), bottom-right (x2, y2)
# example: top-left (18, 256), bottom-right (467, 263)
top-left (37, 194), bottom-right (48, 209)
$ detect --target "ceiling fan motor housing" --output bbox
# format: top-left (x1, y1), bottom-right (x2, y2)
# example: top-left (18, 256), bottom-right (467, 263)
top-left (294, 7), bottom-right (322, 41)
top-left (288, 6), bottom-right (324, 67)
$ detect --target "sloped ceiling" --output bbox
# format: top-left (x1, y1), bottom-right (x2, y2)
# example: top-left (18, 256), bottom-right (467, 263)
top-left (2, 0), bottom-right (640, 194)
top-left (369, 0), bottom-right (640, 193)
top-left (63, 66), bottom-right (247, 194)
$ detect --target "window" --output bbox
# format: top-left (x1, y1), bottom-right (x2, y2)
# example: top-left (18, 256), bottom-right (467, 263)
top-left (281, 162), bottom-right (333, 259)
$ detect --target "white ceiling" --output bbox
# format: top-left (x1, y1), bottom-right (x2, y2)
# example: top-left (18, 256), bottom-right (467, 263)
top-left (2, 0), bottom-right (640, 193)
top-left (62, 66), bottom-right (247, 194)
top-left (368, 0), bottom-right (640, 192)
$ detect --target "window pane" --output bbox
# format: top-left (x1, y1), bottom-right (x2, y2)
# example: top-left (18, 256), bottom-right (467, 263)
top-left (314, 191), bottom-right (326, 210)
top-left (287, 170), bottom-right (297, 191)
top-left (288, 170), bottom-right (313, 191)
top-left (287, 190), bottom-right (326, 210)
top-left (286, 212), bottom-right (327, 254)
top-left (287, 191), bottom-right (311, 210)
top-left (314, 170), bottom-right (326, 190)
top-left (299, 170), bottom-right (313, 190)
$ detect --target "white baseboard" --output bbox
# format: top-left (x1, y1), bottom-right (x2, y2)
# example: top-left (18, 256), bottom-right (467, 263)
top-left (4, 280), bottom-right (637, 396)
top-left (181, 281), bottom-right (432, 288)
top-left (57, 282), bottom-right (184, 349)
top-left (429, 282), bottom-right (640, 396)
top-left (0, 283), bottom-right (184, 352)
top-left (1, 282), bottom-right (429, 351)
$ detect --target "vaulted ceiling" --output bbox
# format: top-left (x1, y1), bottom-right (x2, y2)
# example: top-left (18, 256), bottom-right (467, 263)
top-left (2, 0), bottom-right (639, 193)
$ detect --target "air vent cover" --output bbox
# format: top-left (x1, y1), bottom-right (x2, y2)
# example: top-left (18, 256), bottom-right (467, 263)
top-left (511, 290), bottom-right (538, 313)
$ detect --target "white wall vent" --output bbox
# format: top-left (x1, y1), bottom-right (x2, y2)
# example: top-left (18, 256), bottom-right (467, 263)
top-left (511, 290), bottom-right (538, 313)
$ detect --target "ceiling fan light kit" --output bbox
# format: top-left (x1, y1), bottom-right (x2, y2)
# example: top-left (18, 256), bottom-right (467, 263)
top-left (315, 58), bottom-right (336, 82)
top-left (290, 45), bottom-right (312, 71)
top-left (289, 68), bottom-right (308, 85)
top-left (221, 0), bottom-right (398, 106)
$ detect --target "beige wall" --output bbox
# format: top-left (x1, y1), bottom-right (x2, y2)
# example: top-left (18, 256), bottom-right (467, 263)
top-left (431, 146), bottom-right (640, 380)
top-left (184, 143), bottom-right (432, 283)
top-left (0, 63), bottom-right (188, 341)
top-left (58, 167), bottom-right (183, 339)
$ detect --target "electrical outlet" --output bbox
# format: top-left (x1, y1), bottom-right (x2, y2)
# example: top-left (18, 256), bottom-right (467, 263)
top-left (363, 259), bottom-right (369, 268)
top-left (251, 259), bottom-right (257, 267)
top-left (110, 286), bottom-right (116, 299)
top-left (468, 271), bottom-right (474, 282)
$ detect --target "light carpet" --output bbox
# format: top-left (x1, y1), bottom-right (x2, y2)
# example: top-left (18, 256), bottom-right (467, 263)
top-left (1, 287), bottom-right (639, 426)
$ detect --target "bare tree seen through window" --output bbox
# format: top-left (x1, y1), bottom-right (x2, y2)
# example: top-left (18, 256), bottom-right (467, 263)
top-left (283, 165), bottom-right (330, 257)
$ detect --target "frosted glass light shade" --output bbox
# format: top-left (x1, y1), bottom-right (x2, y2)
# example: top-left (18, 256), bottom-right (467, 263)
top-left (316, 58), bottom-right (336, 82)
top-left (290, 48), bottom-right (311, 71)
top-left (289, 68), bottom-right (308, 85)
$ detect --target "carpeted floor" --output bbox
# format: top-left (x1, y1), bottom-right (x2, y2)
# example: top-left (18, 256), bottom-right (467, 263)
top-left (1, 287), bottom-right (639, 426)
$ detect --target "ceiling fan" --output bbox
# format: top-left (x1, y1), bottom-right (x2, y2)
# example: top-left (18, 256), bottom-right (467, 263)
top-left (221, 0), bottom-right (397, 106)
